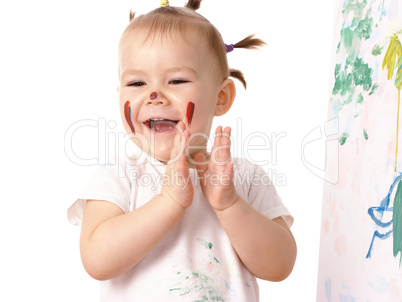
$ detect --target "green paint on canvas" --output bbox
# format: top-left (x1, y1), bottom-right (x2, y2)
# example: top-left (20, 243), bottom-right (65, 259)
top-left (339, 133), bottom-right (350, 145)
top-left (356, 93), bottom-right (364, 104)
top-left (363, 129), bottom-right (369, 140)
top-left (393, 180), bottom-right (402, 265)
top-left (372, 44), bottom-right (383, 56)
top-left (331, 0), bottom-right (385, 145)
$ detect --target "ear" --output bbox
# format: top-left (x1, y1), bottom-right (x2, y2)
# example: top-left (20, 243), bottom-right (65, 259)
top-left (214, 78), bottom-right (236, 116)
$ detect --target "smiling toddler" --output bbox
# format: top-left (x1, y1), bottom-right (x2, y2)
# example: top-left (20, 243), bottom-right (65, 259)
top-left (68, 1), bottom-right (296, 301)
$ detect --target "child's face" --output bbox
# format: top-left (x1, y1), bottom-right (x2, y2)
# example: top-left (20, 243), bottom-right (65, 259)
top-left (118, 30), bottom-right (224, 163)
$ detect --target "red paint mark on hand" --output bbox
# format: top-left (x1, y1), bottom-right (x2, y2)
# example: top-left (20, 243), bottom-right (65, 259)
top-left (150, 92), bottom-right (158, 100)
top-left (124, 101), bottom-right (135, 134)
top-left (186, 101), bottom-right (195, 127)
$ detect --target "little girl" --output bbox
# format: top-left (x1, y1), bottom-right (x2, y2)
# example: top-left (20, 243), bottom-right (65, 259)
top-left (68, 1), bottom-right (296, 301)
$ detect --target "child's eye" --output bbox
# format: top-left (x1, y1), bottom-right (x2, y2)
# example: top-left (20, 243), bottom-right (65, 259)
top-left (128, 81), bottom-right (146, 87)
top-left (169, 79), bottom-right (188, 85)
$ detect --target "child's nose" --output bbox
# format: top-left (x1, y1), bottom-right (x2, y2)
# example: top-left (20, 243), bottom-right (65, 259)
top-left (146, 91), bottom-right (169, 106)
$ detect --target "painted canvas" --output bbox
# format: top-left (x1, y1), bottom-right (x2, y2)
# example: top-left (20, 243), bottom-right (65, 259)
top-left (317, 0), bottom-right (402, 301)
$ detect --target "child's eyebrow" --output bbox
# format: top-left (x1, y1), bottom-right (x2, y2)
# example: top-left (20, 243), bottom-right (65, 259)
top-left (120, 69), bottom-right (145, 81)
top-left (120, 67), bottom-right (198, 81)
top-left (165, 67), bottom-right (198, 75)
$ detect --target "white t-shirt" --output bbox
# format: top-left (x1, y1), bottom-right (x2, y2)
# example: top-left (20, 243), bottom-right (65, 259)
top-left (68, 151), bottom-right (293, 302)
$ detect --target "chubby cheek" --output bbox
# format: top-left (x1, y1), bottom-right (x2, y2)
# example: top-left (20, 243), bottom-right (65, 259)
top-left (186, 101), bottom-right (215, 146)
top-left (119, 99), bottom-right (135, 135)
top-left (123, 101), bottom-right (135, 134)
top-left (186, 101), bottom-right (195, 127)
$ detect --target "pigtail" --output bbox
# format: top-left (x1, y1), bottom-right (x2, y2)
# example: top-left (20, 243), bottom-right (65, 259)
top-left (233, 34), bottom-right (266, 50)
top-left (227, 34), bottom-right (266, 89)
top-left (185, 0), bottom-right (202, 11)
top-left (129, 9), bottom-right (136, 22)
top-left (229, 69), bottom-right (247, 89)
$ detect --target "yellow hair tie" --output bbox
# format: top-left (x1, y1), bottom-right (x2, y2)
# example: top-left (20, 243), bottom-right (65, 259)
top-left (160, 0), bottom-right (170, 7)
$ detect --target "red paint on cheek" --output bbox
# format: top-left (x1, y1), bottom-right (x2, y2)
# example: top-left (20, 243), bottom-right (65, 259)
top-left (124, 101), bottom-right (135, 134)
top-left (186, 102), bottom-right (195, 127)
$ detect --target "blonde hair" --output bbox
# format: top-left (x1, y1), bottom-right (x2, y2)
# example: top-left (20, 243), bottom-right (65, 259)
top-left (119, 0), bottom-right (265, 89)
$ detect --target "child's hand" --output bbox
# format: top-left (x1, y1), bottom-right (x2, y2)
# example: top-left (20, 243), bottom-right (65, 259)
top-left (161, 122), bottom-right (194, 209)
top-left (195, 126), bottom-right (240, 211)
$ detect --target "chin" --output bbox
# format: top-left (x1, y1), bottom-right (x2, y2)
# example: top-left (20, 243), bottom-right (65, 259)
top-left (150, 145), bottom-right (176, 164)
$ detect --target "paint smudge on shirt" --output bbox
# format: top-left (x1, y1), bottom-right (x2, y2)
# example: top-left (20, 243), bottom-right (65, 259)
top-left (197, 238), bottom-right (213, 250)
top-left (170, 271), bottom-right (224, 301)
top-left (169, 238), bottom-right (225, 300)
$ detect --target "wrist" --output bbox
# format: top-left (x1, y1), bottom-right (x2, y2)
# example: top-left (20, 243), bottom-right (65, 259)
top-left (159, 191), bottom-right (191, 211)
top-left (214, 194), bottom-right (244, 218)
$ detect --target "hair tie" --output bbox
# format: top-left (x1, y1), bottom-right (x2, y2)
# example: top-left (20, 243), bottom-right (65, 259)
top-left (160, 0), bottom-right (170, 7)
top-left (225, 44), bottom-right (235, 53)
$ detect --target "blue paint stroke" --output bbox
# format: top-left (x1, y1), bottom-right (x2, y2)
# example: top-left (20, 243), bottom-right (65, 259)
top-left (325, 278), bottom-right (332, 302)
top-left (225, 280), bottom-right (236, 294)
top-left (339, 283), bottom-right (356, 302)
top-left (366, 173), bottom-right (402, 258)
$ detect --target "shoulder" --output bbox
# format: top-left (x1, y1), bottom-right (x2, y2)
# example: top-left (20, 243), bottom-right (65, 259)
top-left (232, 157), bottom-right (269, 183)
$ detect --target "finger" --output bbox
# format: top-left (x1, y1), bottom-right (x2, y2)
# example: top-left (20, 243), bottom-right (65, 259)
top-left (224, 161), bottom-right (234, 180)
top-left (214, 127), bottom-right (231, 165)
top-left (194, 153), bottom-right (208, 177)
top-left (222, 127), bottom-right (231, 147)
top-left (213, 126), bottom-right (223, 149)
top-left (168, 122), bottom-right (187, 164)
top-left (210, 126), bottom-right (223, 165)
top-left (219, 127), bottom-right (232, 162)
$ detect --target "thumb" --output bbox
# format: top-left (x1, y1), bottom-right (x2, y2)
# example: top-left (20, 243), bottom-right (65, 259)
top-left (168, 122), bottom-right (186, 163)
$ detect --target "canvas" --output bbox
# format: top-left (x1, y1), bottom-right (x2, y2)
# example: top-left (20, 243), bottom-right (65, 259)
top-left (317, 0), bottom-right (402, 301)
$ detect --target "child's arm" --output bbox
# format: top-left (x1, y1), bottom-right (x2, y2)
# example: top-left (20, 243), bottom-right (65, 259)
top-left (80, 124), bottom-right (193, 281)
top-left (195, 126), bottom-right (297, 282)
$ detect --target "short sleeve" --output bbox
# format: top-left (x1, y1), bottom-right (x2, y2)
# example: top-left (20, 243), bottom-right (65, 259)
top-left (67, 162), bottom-right (131, 226)
top-left (237, 160), bottom-right (293, 228)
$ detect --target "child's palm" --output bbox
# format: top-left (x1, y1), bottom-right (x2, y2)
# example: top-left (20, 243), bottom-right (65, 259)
top-left (161, 123), bottom-right (194, 208)
top-left (195, 126), bottom-right (239, 211)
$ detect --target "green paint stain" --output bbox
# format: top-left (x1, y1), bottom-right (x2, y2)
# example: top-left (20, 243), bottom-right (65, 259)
top-left (393, 180), bottom-right (402, 266)
top-left (331, 0), bottom-right (383, 145)
top-left (353, 57), bottom-right (374, 91)
top-left (363, 129), bottom-right (369, 140)
top-left (196, 238), bottom-right (213, 250)
top-left (356, 93), bottom-right (364, 104)
top-left (342, 0), bottom-right (367, 19)
top-left (372, 44), bottom-right (383, 56)
top-left (369, 83), bottom-right (379, 95)
top-left (333, 56), bottom-right (374, 99)
top-left (214, 257), bottom-right (219, 263)
top-left (339, 132), bottom-right (350, 145)
top-left (171, 270), bottom-right (224, 300)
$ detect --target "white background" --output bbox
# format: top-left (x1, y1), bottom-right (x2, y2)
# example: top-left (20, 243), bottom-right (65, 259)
top-left (0, 0), bottom-right (334, 301)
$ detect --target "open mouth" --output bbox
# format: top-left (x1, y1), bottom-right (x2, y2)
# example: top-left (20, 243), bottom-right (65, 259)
top-left (144, 119), bottom-right (179, 132)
